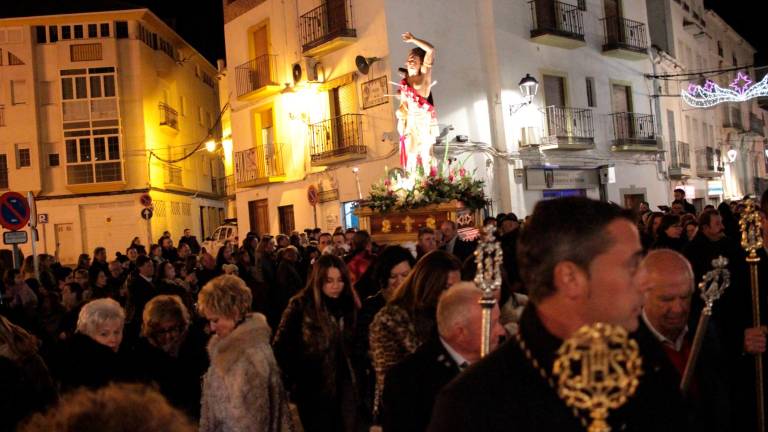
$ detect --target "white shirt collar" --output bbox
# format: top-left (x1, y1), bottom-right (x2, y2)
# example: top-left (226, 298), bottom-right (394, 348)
top-left (140, 274), bottom-right (153, 283)
top-left (641, 309), bottom-right (688, 352)
top-left (439, 336), bottom-right (469, 368)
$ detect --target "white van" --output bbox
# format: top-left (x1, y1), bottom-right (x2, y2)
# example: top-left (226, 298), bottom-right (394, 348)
top-left (202, 220), bottom-right (238, 257)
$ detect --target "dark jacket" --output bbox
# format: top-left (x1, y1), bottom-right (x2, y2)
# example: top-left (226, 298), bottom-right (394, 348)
top-left (273, 293), bottom-right (358, 432)
top-left (125, 274), bottom-right (157, 340)
top-left (441, 237), bottom-right (476, 263)
top-left (427, 305), bottom-right (688, 432)
top-left (130, 332), bottom-right (209, 420)
top-left (51, 332), bottom-right (128, 392)
top-left (0, 346), bottom-right (57, 431)
top-left (179, 235), bottom-right (201, 255)
top-left (382, 334), bottom-right (460, 432)
top-left (271, 260), bottom-right (304, 330)
top-left (650, 232), bottom-right (687, 252)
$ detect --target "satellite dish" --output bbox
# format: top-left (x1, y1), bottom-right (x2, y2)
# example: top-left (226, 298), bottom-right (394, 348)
top-left (355, 55), bottom-right (380, 75)
top-left (292, 63), bottom-right (303, 84)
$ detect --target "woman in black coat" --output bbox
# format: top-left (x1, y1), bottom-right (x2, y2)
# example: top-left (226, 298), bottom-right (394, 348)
top-left (51, 298), bottom-right (129, 392)
top-left (651, 214), bottom-right (687, 252)
top-left (130, 295), bottom-right (209, 420)
top-left (273, 254), bottom-right (359, 432)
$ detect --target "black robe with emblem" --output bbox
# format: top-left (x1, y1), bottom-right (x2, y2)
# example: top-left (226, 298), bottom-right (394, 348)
top-left (381, 333), bottom-right (460, 432)
top-left (427, 305), bottom-right (688, 432)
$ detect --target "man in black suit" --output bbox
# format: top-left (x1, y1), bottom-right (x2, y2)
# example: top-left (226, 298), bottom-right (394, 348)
top-left (440, 220), bottom-right (475, 264)
top-left (124, 255), bottom-right (156, 340)
top-left (428, 197), bottom-right (688, 432)
top-left (381, 282), bottom-right (506, 432)
top-left (178, 228), bottom-right (202, 255)
top-left (674, 188), bottom-right (697, 215)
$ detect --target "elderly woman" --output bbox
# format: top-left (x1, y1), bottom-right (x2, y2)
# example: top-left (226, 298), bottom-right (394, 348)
top-left (132, 295), bottom-right (208, 420)
top-left (53, 298), bottom-right (128, 391)
top-left (198, 275), bottom-right (293, 432)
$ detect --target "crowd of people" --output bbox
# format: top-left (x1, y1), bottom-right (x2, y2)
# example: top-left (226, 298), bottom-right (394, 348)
top-left (0, 188), bottom-right (766, 431)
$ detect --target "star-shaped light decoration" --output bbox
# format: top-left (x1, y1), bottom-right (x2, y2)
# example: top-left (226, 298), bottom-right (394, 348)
top-left (703, 80), bottom-right (716, 92)
top-left (730, 72), bottom-right (752, 95)
top-left (688, 83), bottom-right (699, 95)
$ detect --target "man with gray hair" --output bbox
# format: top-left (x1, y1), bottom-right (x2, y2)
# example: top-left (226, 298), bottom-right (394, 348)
top-left (381, 282), bottom-right (505, 432)
top-left (638, 249), bottom-right (730, 430)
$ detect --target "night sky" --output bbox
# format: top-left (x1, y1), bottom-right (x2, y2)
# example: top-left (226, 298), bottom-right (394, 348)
top-left (705, 0), bottom-right (766, 66)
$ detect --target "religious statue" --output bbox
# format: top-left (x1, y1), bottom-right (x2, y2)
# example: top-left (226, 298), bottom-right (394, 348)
top-left (396, 32), bottom-right (439, 173)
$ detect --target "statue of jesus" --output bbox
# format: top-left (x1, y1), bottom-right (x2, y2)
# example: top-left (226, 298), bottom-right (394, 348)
top-left (396, 32), bottom-right (439, 173)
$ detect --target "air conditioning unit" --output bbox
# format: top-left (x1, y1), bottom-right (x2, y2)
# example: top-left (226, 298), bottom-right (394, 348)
top-left (292, 58), bottom-right (320, 84)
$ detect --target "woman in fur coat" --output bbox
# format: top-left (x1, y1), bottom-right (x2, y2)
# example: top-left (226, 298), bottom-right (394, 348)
top-left (197, 275), bottom-right (294, 432)
top-left (273, 254), bottom-right (359, 432)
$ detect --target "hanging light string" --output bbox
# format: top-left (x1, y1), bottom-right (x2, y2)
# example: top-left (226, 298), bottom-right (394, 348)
top-left (147, 101), bottom-right (230, 165)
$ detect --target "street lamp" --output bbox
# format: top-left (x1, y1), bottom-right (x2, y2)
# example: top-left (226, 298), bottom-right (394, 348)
top-left (509, 73), bottom-right (539, 114)
top-left (205, 139), bottom-right (217, 153)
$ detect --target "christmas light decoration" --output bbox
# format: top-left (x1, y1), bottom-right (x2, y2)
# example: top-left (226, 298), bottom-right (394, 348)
top-left (682, 72), bottom-right (768, 108)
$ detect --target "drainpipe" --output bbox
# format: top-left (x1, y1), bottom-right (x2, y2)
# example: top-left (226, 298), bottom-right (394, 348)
top-left (476, 0), bottom-right (511, 213)
top-left (649, 46), bottom-right (671, 203)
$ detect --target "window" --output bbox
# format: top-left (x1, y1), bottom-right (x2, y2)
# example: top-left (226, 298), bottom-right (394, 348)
top-left (100, 23), bottom-right (110, 37)
top-left (88, 24), bottom-right (97, 38)
top-left (717, 40), bottom-right (723, 57)
top-left (74, 25), bottom-right (83, 39)
top-left (49, 26), bottom-right (58, 42)
top-left (64, 133), bottom-right (122, 184)
top-left (115, 21), bottom-right (129, 38)
top-left (61, 25), bottom-right (71, 40)
top-left (17, 147), bottom-right (31, 168)
top-left (577, 0), bottom-right (586, 11)
top-left (11, 80), bottom-right (27, 104)
top-left (585, 77), bottom-right (596, 108)
top-left (49, 154), bottom-right (60, 167)
top-left (179, 96), bottom-right (186, 116)
top-left (0, 155), bottom-right (7, 189)
top-left (732, 54), bottom-right (738, 66)
top-left (36, 26), bottom-right (47, 43)
top-left (199, 107), bottom-right (205, 126)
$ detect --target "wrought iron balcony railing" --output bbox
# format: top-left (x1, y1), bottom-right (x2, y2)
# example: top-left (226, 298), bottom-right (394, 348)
top-left (750, 112), bottom-right (765, 136)
top-left (672, 141), bottom-right (691, 168)
top-left (235, 55), bottom-right (277, 97)
top-left (309, 114), bottom-right (366, 162)
top-left (159, 102), bottom-right (179, 130)
top-left (299, 0), bottom-right (356, 53)
top-left (609, 112), bottom-right (657, 147)
top-left (695, 147), bottom-right (724, 177)
top-left (601, 16), bottom-right (648, 53)
top-left (529, 0), bottom-right (585, 42)
top-left (540, 106), bottom-right (594, 148)
top-left (234, 143), bottom-right (285, 186)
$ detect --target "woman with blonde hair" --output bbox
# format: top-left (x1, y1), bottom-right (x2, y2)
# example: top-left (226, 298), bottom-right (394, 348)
top-left (198, 275), bottom-right (292, 432)
top-left (53, 298), bottom-right (127, 391)
top-left (273, 254), bottom-right (359, 432)
top-left (0, 315), bottom-right (56, 431)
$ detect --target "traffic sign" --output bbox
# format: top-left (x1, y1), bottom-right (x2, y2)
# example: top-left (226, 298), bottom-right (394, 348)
top-left (38, 213), bottom-right (49, 224)
top-left (307, 184), bottom-right (319, 206)
top-left (140, 193), bottom-right (153, 208)
top-left (0, 192), bottom-right (31, 231)
top-left (141, 208), bottom-right (154, 220)
top-left (3, 230), bottom-right (28, 245)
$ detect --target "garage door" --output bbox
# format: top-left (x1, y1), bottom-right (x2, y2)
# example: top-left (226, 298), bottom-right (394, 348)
top-left (80, 201), bottom-right (140, 257)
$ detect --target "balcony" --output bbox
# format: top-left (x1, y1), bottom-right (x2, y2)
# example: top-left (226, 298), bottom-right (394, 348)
top-left (235, 55), bottom-right (280, 100)
top-left (722, 106), bottom-right (743, 130)
top-left (750, 112), bottom-right (765, 136)
top-left (300, 0), bottom-right (356, 57)
top-left (165, 165), bottom-right (183, 186)
top-left (669, 141), bottom-right (692, 178)
top-left (529, 0), bottom-right (586, 49)
top-left (539, 106), bottom-right (595, 150)
top-left (696, 147), bottom-right (724, 178)
top-left (601, 17), bottom-right (648, 60)
top-left (609, 113), bottom-right (659, 151)
top-left (234, 143), bottom-right (286, 187)
top-left (309, 114), bottom-right (366, 165)
top-left (211, 175), bottom-right (236, 197)
top-left (158, 102), bottom-right (178, 131)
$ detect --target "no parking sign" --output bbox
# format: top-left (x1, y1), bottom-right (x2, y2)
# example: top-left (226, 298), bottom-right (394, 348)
top-left (0, 192), bottom-right (31, 231)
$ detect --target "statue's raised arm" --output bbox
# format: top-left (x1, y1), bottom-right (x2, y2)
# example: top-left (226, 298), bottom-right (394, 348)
top-left (398, 32), bottom-right (439, 173)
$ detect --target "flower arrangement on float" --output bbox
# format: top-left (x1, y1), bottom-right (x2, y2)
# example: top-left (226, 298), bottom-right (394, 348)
top-left (363, 156), bottom-right (489, 213)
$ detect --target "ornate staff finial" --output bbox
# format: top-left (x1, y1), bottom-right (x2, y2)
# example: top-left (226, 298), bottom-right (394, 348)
top-left (740, 199), bottom-right (763, 257)
top-left (553, 323), bottom-right (643, 432)
top-left (473, 224), bottom-right (503, 357)
top-left (699, 256), bottom-right (730, 316)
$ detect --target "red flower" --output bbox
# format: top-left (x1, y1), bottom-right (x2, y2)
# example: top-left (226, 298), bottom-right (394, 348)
top-left (459, 167), bottom-right (466, 177)
top-left (429, 165), bottom-right (438, 177)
